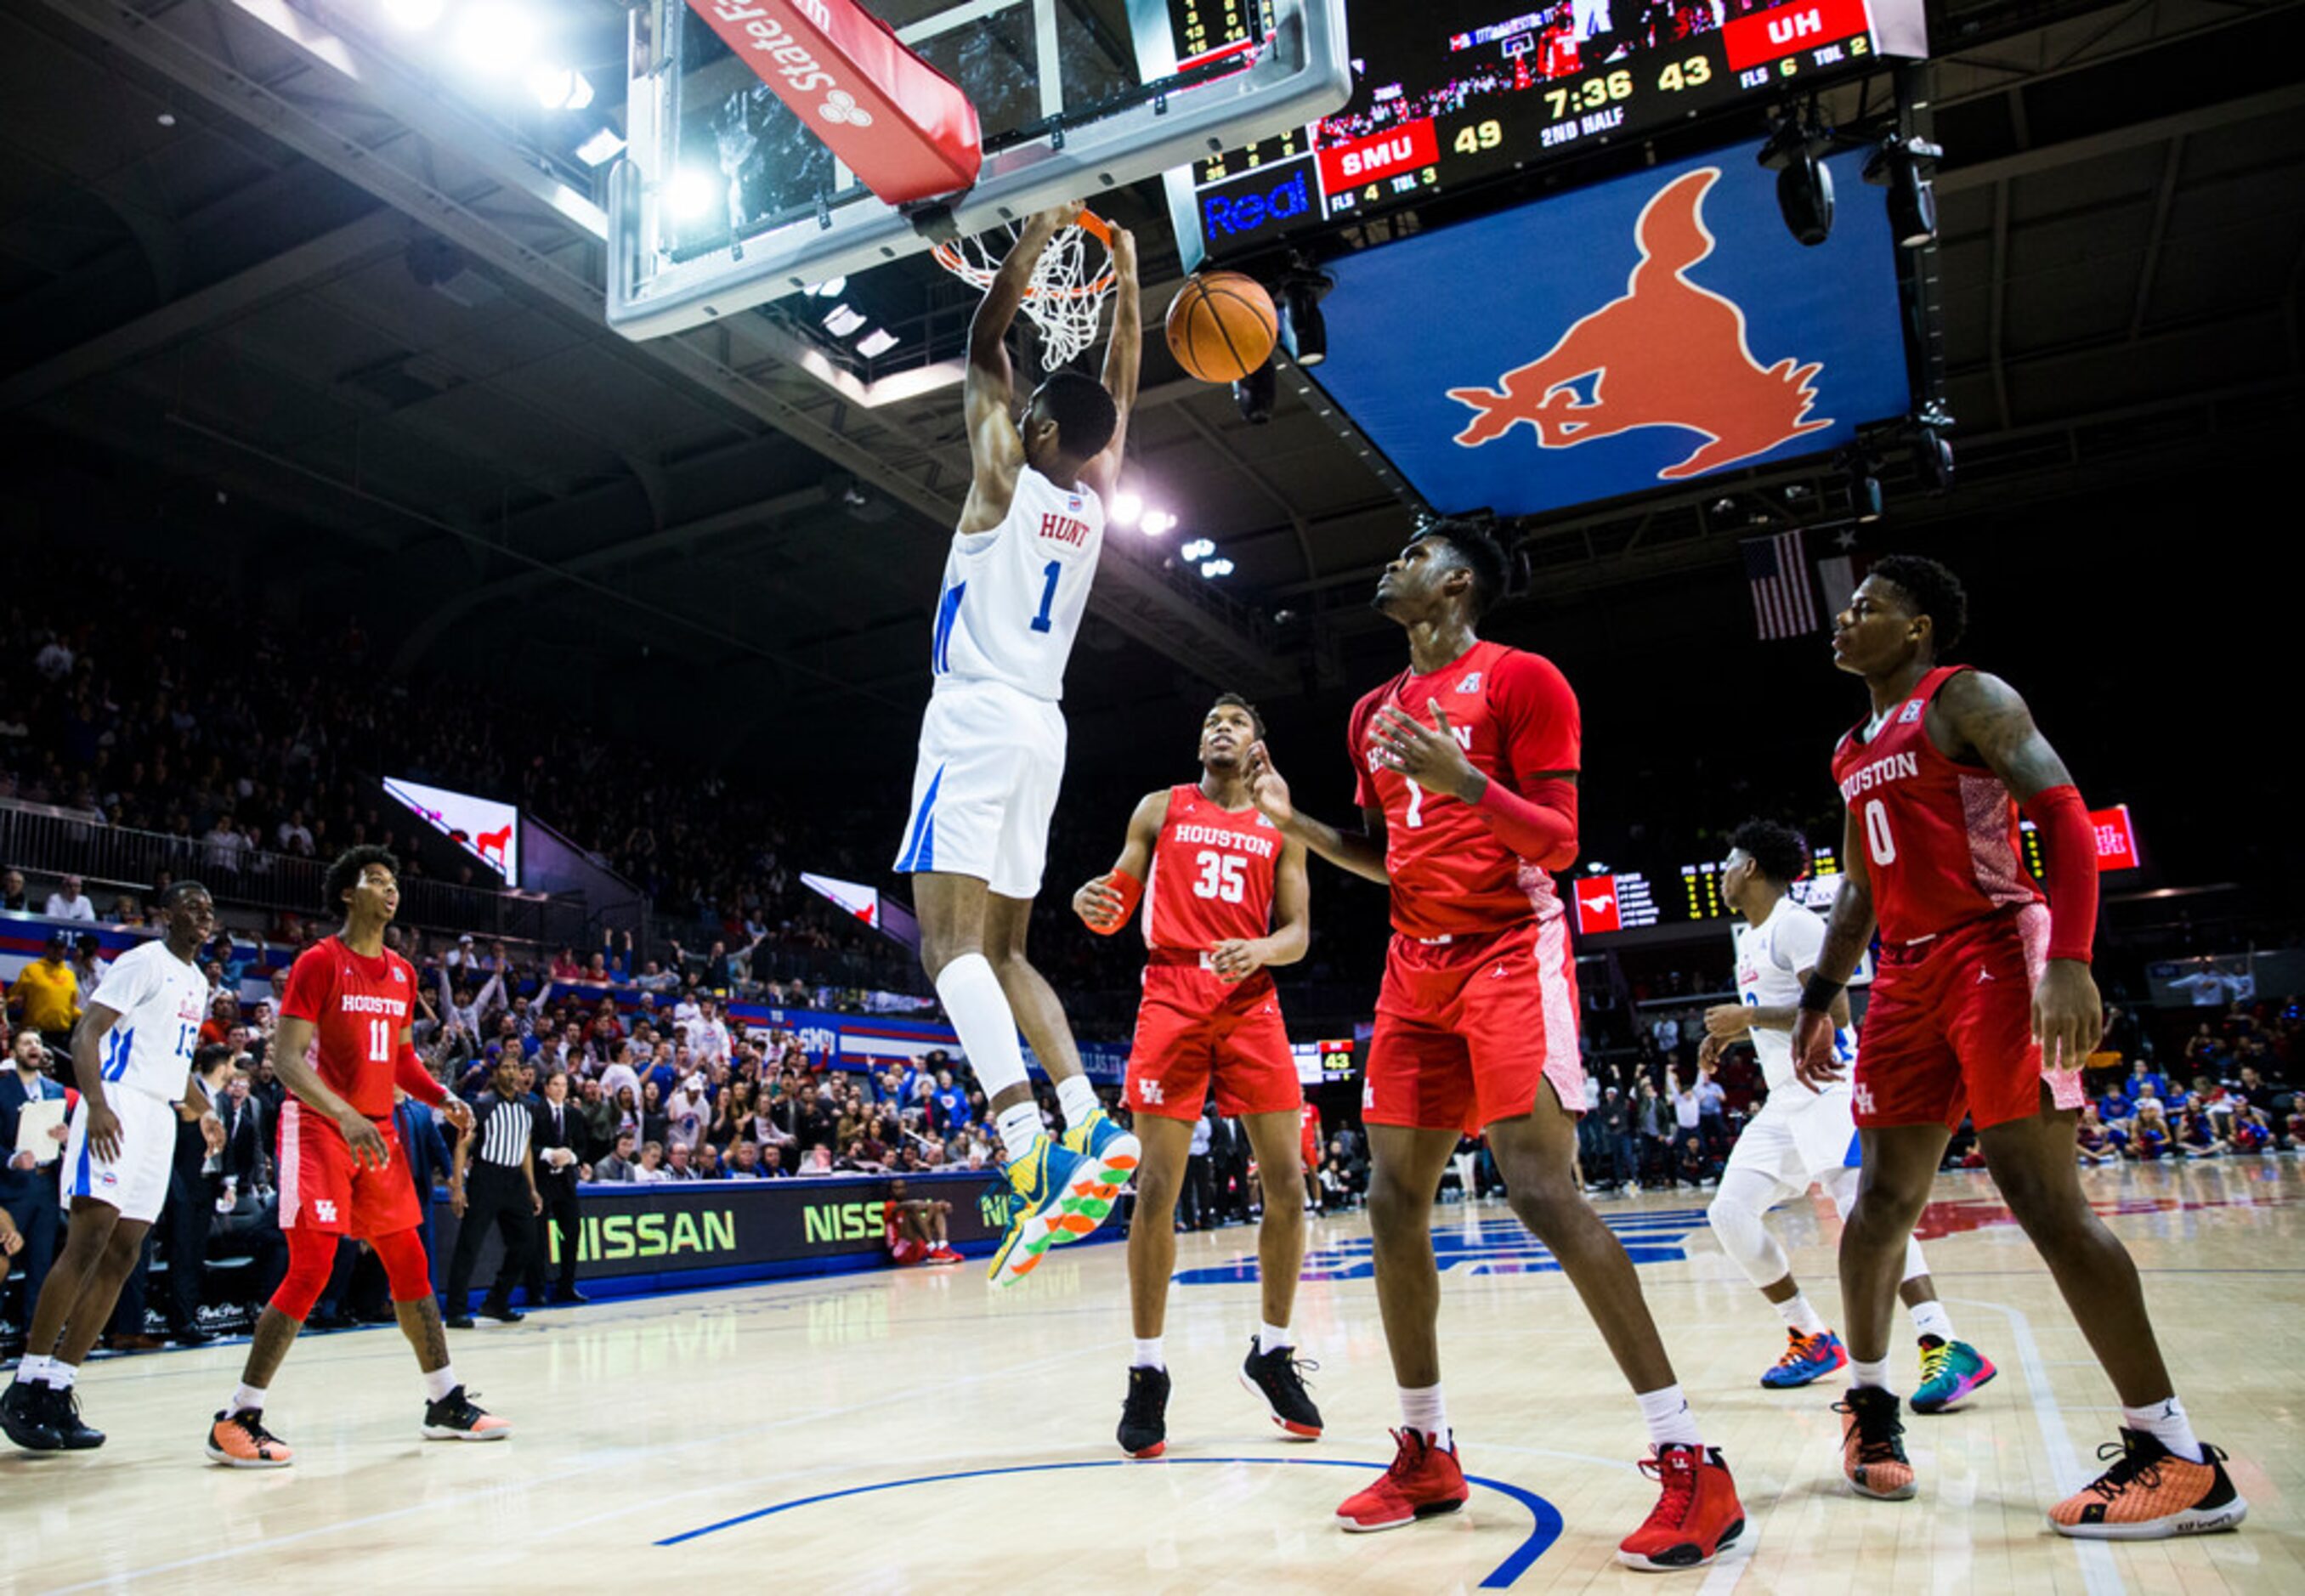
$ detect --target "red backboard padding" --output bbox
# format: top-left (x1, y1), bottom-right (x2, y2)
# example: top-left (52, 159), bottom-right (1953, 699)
top-left (685, 0), bottom-right (983, 206)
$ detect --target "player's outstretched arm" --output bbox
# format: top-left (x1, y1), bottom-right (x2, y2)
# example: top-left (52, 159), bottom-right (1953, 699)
top-left (268, 1014), bottom-right (390, 1169)
top-left (1074, 790), bottom-right (1167, 934)
top-left (1244, 740), bottom-right (1390, 885)
top-left (958, 205), bottom-right (1070, 535)
top-left (1934, 669), bottom-right (2103, 1070)
top-left (1793, 806), bottom-right (1876, 1090)
top-left (1081, 222), bottom-right (1140, 503)
top-left (67, 1003), bottom-right (127, 1161)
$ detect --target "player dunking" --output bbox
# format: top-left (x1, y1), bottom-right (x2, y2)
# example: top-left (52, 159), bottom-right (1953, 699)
top-left (1246, 521), bottom-right (1744, 1569)
top-left (892, 203), bottom-right (1145, 1287)
top-left (2, 882), bottom-right (218, 1453)
top-left (1701, 819), bottom-right (1996, 1412)
top-left (205, 846), bottom-right (509, 1466)
top-left (1793, 556), bottom-right (2246, 1536)
top-left (1073, 693), bottom-right (1319, 1457)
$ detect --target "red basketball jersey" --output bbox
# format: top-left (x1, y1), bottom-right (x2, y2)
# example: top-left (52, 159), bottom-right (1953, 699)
top-left (1142, 784), bottom-right (1283, 954)
top-left (279, 935), bottom-right (420, 1118)
top-left (1831, 664), bottom-right (2042, 948)
top-left (1348, 640), bottom-right (1579, 941)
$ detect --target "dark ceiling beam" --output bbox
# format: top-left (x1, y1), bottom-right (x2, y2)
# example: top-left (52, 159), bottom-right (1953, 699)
top-left (1934, 82), bottom-right (2305, 194)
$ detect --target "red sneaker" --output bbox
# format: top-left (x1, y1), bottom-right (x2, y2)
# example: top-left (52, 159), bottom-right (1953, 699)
top-left (1336, 1428), bottom-right (1470, 1532)
top-left (1617, 1443), bottom-right (1745, 1571)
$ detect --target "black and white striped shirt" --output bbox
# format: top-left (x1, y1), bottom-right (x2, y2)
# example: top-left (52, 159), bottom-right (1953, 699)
top-left (471, 1092), bottom-right (533, 1169)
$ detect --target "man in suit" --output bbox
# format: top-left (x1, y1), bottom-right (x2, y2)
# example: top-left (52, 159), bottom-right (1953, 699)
top-left (1210, 1114), bottom-right (1255, 1225)
top-left (161, 1045), bottom-right (238, 1345)
top-left (213, 1072), bottom-right (267, 1197)
top-left (525, 1068), bottom-right (587, 1305)
top-left (0, 1030), bottom-right (70, 1312)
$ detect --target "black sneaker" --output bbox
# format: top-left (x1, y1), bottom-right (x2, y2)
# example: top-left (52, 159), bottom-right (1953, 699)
top-left (169, 1325), bottom-right (216, 1347)
top-left (422, 1385), bottom-right (513, 1440)
top-left (478, 1305), bottom-right (525, 1325)
top-left (1239, 1338), bottom-right (1323, 1439)
top-left (41, 1384), bottom-right (105, 1450)
top-left (444, 1315), bottom-right (477, 1329)
top-left (1118, 1365), bottom-right (1170, 1458)
top-left (0, 1378), bottom-right (62, 1452)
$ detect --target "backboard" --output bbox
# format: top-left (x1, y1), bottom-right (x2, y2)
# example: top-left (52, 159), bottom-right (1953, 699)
top-left (607, 0), bottom-right (1353, 341)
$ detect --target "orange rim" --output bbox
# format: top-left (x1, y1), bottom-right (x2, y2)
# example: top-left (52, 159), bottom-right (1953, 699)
top-left (931, 208), bottom-right (1115, 299)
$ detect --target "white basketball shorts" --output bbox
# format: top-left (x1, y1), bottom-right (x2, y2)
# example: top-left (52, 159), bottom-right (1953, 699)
top-left (892, 676), bottom-right (1067, 899)
top-left (1724, 1082), bottom-right (1861, 1203)
top-left (60, 1085), bottom-right (178, 1225)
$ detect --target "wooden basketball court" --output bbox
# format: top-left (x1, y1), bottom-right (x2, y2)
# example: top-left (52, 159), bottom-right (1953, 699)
top-left (6, 1157), bottom-right (2299, 1593)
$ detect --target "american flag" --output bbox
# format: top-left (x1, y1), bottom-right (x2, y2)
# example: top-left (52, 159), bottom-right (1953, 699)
top-left (1743, 530), bottom-right (1819, 640)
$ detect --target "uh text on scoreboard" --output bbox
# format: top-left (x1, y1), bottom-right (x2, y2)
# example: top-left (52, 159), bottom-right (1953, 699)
top-left (1574, 872), bottom-right (1660, 935)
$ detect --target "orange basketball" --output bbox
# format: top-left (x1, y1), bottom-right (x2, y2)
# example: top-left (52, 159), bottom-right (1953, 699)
top-left (1164, 271), bottom-right (1278, 384)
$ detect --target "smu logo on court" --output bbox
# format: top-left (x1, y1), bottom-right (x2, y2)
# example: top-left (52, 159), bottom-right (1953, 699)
top-left (1445, 168), bottom-right (1832, 482)
top-left (1174, 1209), bottom-right (1708, 1286)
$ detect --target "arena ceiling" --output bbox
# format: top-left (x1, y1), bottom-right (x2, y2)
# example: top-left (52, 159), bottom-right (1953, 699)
top-left (3, 0), bottom-right (2300, 771)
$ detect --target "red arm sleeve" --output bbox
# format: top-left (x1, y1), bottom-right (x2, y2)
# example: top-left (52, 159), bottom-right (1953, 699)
top-left (2021, 784), bottom-right (2098, 964)
top-left (395, 1043), bottom-right (448, 1106)
top-left (280, 948), bottom-right (330, 1024)
top-left (1478, 650), bottom-right (1581, 869)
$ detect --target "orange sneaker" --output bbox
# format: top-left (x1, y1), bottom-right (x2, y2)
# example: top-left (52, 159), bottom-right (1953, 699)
top-left (1335, 1428), bottom-right (1469, 1532)
top-left (1834, 1387), bottom-right (1916, 1500)
top-left (2048, 1429), bottom-right (2247, 1539)
top-left (206, 1408), bottom-right (295, 1469)
top-left (422, 1385), bottom-right (513, 1441)
top-left (1617, 1443), bottom-right (1745, 1571)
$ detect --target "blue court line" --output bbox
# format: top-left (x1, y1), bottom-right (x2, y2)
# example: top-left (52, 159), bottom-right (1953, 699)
top-left (654, 1456), bottom-right (1564, 1588)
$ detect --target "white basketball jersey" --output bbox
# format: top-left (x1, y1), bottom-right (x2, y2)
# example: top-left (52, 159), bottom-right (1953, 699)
top-left (1734, 899), bottom-right (1855, 1093)
top-left (929, 466), bottom-right (1103, 702)
top-left (88, 940), bottom-right (211, 1102)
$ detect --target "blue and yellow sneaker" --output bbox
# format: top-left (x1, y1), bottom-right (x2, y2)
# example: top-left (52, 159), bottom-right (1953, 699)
top-left (1056, 1106), bottom-right (1141, 1227)
top-left (1760, 1327), bottom-right (1849, 1389)
top-left (988, 1134), bottom-right (1100, 1288)
top-left (1910, 1335), bottom-right (1996, 1413)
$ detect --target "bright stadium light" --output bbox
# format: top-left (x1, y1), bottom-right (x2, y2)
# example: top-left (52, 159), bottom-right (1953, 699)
top-left (666, 168), bottom-right (716, 221)
top-left (1141, 509), bottom-right (1175, 536)
top-left (455, 6), bottom-right (536, 71)
top-left (574, 127), bottom-right (626, 167)
top-left (1108, 490), bottom-right (1141, 526)
top-left (528, 66), bottom-right (594, 111)
top-left (822, 303), bottom-right (867, 337)
top-left (855, 327), bottom-right (900, 358)
top-left (1199, 558), bottom-right (1234, 579)
top-left (382, 0), bottom-right (447, 29)
top-left (806, 276), bottom-right (847, 298)
top-left (1181, 537), bottom-right (1215, 560)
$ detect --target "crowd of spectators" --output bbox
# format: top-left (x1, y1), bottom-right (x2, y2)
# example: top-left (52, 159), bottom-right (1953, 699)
top-left (2074, 993), bottom-right (2301, 1163)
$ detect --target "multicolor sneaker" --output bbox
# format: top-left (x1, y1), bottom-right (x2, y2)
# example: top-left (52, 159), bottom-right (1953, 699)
top-left (988, 1134), bottom-right (1106, 1287)
top-left (1335, 1428), bottom-right (1469, 1532)
top-left (206, 1408), bottom-right (295, 1468)
top-left (1058, 1106), bottom-right (1141, 1213)
top-left (1833, 1387), bottom-right (1917, 1501)
top-left (1909, 1336), bottom-right (1996, 1413)
top-left (1118, 1365), bottom-right (1170, 1458)
top-left (1617, 1443), bottom-right (1746, 1571)
top-left (422, 1385), bottom-right (513, 1440)
top-left (2048, 1429), bottom-right (2247, 1539)
top-left (1239, 1338), bottom-right (1323, 1439)
top-left (1760, 1327), bottom-right (1848, 1389)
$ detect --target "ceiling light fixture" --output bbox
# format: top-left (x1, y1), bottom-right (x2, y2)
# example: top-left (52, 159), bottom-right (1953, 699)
top-left (665, 169), bottom-right (717, 221)
top-left (822, 303), bottom-right (866, 337)
top-left (574, 127), bottom-right (626, 167)
top-left (1108, 490), bottom-right (1142, 527)
top-left (855, 327), bottom-right (900, 358)
top-left (1181, 537), bottom-right (1215, 561)
top-left (1141, 510), bottom-right (1175, 537)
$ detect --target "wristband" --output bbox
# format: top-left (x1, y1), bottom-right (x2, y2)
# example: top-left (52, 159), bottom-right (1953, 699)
top-left (1799, 974), bottom-right (1845, 1015)
top-left (1087, 869), bottom-right (1143, 936)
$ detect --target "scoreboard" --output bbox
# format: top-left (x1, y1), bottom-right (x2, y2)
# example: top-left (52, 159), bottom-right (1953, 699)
top-left (1292, 1037), bottom-right (1358, 1085)
top-left (1164, 0), bottom-right (1930, 267)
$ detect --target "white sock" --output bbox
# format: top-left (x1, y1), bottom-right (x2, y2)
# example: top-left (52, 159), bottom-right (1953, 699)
top-left (1635, 1383), bottom-right (1701, 1448)
top-left (1850, 1356), bottom-right (1893, 1393)
top-left (1056, 1075), bottom-right (1099, 1130)
top-left (1399, 1383), bottom-right (1450, 1448)
top-left (1910, 1299), bottom-right (1955, 1342)
top-left (995, 1103), bottom-right (1043, 1166)
top-left (1131, 1338), bottom-right (1164, 1370)
top-left (1258, 1322), bottom-right (1293, 1356)
top-left (1774, 1292), bottom-right (1828, 1337)
top-left (933, 954), bottom-right (1030, 1098)
top-left (14, 1355), bottom-right (50, 1386)
top-left (43, 1361), bottom-right (76, 1390)
top-left (229, 1382), bottom-right (267, 1414)
top-left (424, 1365), bottom-right (458, 1403)
top-left (2122, 1395), bottom-right (2205, 1464)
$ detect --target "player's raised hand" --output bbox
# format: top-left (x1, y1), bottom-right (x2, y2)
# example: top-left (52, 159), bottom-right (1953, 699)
top-left (1243, 741), bottom-right (1294, 829)
top-left (1373, 700), bottom-right (1483, 802)
top-left (1107, 220), bottom-right (1137, 279)
top-left (1791, 1009), bottom-right (1843, 1092)
top-left (1073, 872), bottom-right (1126, 932)
top-left (2034, 959), bottom-right (2103, 1075)
top-left (336, 1108), bottom-right (390, 1170)
top-left (87, 1101), bottom-right (123, 1163)
top-left (1026, 200), bottom-right (1083, 240)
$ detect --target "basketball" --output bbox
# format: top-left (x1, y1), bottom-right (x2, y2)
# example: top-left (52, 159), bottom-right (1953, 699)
top-left (1165, 272), bottom-right (1278, 384)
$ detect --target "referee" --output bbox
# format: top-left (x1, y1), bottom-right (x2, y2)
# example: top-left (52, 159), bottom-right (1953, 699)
top-left (445, 1050), bottom-right (540, 1329)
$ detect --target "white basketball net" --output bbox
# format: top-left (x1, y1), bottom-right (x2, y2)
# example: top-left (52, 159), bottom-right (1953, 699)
top-left (932, 212), bottom-right (1116, 371)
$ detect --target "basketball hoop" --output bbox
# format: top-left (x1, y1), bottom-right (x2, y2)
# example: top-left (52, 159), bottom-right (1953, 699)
top-left (931, 211), bottom-right (1116, 371)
